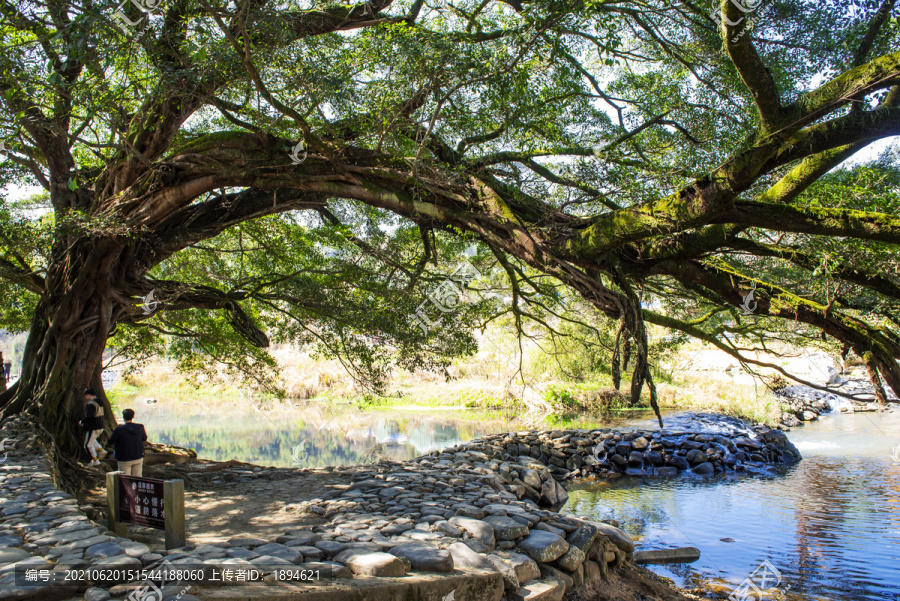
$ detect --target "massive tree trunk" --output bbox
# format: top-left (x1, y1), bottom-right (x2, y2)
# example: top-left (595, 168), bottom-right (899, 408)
top-left (1, 237), bottom-right (125, 464)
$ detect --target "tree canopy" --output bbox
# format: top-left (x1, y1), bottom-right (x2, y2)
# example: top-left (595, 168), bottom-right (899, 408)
top-left (0, 0), bottom-right (899, 459)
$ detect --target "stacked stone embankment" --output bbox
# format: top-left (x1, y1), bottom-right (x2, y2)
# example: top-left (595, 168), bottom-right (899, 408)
top-left (0, 414), bottom-right (800, 601)
top-left (451, 421), bottom-right (801, 482)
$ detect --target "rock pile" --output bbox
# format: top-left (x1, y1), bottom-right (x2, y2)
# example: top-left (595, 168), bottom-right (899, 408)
top-left (444, 423), bottom-right (801, 482)
top-left (0, 412), bottom-right (801, 601)
top-left (777, 366), bottom-right (897, 428)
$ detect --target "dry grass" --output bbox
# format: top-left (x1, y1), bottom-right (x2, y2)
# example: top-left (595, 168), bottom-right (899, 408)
top-left (111, 336), bottom-right (796, 427)
top-left (656, 369), bottom-right (784, 427)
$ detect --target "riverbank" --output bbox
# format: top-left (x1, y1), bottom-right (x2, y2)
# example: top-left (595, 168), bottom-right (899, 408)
top-left (0, 411), bottom-right (802, 601)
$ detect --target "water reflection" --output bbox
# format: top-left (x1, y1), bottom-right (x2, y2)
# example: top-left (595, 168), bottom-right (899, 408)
top-left (136, 399), bottom-right (653, 468)
top-left (564, 411), bottom-right (900, 601)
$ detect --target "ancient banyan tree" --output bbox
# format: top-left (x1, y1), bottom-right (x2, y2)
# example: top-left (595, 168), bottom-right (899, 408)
top-left (0, 0), bottom-right (898, 484)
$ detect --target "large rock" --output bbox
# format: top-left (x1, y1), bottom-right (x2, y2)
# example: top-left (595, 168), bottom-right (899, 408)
top-left (332, 549), bottom-right (406, 576)
top-left (449, 517), bottom-right (496, 551)
top-left (521, 469), bottom-right (543, 490)
top-left (504, 552), bottom-right (541, 582)
top-left (553, 544), bottom-right (586, 571)
top-left (667, 454), bottom-right (689, 470)
top-left (692, 462), bottom-right (715, 476)
top-left (486, 554), bottom-right (520, 591)
top-left (539, 478), bottom-right (568, 508)
top-left (388, 542), bottom-right (453, 572)
top-left (685, 449), bottom-right (708, 465)
top-left (566, 523), bottom-right (598, 554)
top-left (589, 521), bottom-right (634, 553)
top-left (483, 516), bottom-right (529, 541)
top-left (447, 542), bottom-right (495, 571)
top-left (517, 530), bottom-right (569, 562)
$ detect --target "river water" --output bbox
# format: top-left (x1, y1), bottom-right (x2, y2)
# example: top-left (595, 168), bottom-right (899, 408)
top-left (565, 410), bottom-right (900, 601)
top-left (138, 400), bottom-right (900, 600)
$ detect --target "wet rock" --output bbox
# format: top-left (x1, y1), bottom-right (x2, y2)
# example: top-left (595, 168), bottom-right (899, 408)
top-left (692, 462), bottom-right (715, 476)
top-left (685, 449), bottom-right (708, 465)
top-left (664, 454), bottom-right (688, 470)
top-left (631, 436), bottom-right (649, 450)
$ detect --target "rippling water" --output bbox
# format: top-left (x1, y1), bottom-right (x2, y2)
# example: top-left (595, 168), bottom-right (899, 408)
top-left (564, 410), bottom-right (900, 601)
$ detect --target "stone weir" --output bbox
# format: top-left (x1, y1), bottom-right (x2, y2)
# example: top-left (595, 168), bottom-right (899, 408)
top-left (446, 417), bottom-right (803, 486)
top-left (0, 414), bottom-right (800, 601)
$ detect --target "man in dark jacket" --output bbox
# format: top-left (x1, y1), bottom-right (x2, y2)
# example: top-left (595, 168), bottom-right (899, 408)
top-left (107, 408), bottom-right (148, 476)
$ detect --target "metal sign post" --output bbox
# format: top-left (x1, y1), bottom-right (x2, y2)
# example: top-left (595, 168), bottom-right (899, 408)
top-left (106, 471), bottom-right (186, 549)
